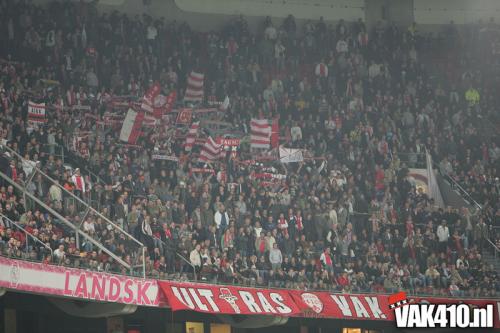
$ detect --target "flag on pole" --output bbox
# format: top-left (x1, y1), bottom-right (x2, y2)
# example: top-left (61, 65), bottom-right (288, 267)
top-left (220, 96), bottom-right (230, 110)
top-left (184, 121), bottom-right (200, 152)
top-left (184, 72), bottom-right (204, 103)
top-left (199, 136), bottom-right (225, 162)
top-left (153, 91), bottom-right (176, 119)
top-left (250, 118), bottom-right (272, 149)
top-left (28, 101), bottom-right (47, 124)
top-left (141, 82), bottom-right (161, 113)
top-left (119, 108), bottom-right (144, 144)
top-left (279, 146), bottom-right (304, 163)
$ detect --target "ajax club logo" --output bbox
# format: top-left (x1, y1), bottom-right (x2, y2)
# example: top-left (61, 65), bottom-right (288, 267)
top-left (388, 291), bottom-right (494, 328)
top-left (219, 288), bottom-right (241, 314)
top-left (301, 292), bottom-right (324, 314)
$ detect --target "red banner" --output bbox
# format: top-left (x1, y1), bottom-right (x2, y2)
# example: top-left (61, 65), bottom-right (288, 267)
top-left (176, 108), bottom-right (193, 124)
top-left (289, 291), bottom-right (500, 327)
top-left (159, 281), bottom-right (301, 316)
top-left (158, 282), bottom-right (499, 327)
top-left (215, 138), bottom-right (240, 147)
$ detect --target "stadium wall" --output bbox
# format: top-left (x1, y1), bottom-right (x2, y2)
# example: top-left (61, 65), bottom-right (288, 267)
top-left (31, 0), bottom-right (500, 31)
top-left (414, 0), bottom-right (500, 25)
top-left (98, 0), bottom-right (500, 28)
top-left (96, 0), bottom-right (366, 32)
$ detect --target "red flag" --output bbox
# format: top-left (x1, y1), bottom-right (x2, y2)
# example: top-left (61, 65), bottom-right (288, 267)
top-left (176, 108), bottom-right (193, 124)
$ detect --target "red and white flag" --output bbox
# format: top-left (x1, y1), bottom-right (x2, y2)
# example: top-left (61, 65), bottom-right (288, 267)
top-left (184, 72), bottom-right (204, 103)
top-left (143, 113), bottom-right (157, 127)
top-left (119, 108), bottom-right (144, 144)
top-left (199, 136), bottom-right (225, 162)
top-left (28, 101), bottom-right (47, 124)
top-left (315, 63), bottom-right (328, 77)
top-left (250, 118), bottom-right (272, 149)
top-left (184, 121), bottom-right (200, 152)
top-left (141, 82), bottom-right (161, 113)
top-left (153, 91), bottom-right (176, 119)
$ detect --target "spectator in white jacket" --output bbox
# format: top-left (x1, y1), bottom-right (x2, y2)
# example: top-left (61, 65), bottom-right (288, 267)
top-left (436, 220), bottom-right (449, 253)
top-left (189, 244), bottom-right (202, 275)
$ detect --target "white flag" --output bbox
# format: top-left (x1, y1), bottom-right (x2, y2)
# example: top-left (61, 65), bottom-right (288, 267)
top-left (279, 146), bottom-right (304, 163)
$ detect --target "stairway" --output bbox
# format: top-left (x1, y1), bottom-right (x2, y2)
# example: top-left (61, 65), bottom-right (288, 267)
top-left (0, 145), bottom-right (147, 276)
top-left (434, 169), bottom-right (500, 273)
top-left (1, 143), bottom-right (194, 278)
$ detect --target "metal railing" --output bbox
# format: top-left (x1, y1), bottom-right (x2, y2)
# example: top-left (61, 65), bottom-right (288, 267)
top-left (437, 167), bottom-right (483, 210)
top-left (0, 169), bottom-right (136, 274)
top-left (152, 235), bottom-right (197, 280)
top-left (486, 238), bottom-right (499, 261)
top-left (1, 144), bottom-right (145, 277)
top-left (0, 213), bottom-right (53, 259)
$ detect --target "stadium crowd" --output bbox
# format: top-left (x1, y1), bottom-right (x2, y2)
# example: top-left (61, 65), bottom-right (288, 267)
top-left (0, 0), bottom-right (499, 298)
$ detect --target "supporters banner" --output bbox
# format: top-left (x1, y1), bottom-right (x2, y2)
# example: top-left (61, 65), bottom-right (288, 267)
top-left (289, 291), bottom-right (500, 327)
top-left (151, 154), bottom-right (179, 162)
top-left (158, 281), bottom-right (301, 316)
top-left (28, 101), bottom-right (47, 123)
top-left (0, 256), bottom-right (498, 326)
top-left (0, 257), bottom-right (162, 307)
top-left (216, 138), bottom-right (240, 147)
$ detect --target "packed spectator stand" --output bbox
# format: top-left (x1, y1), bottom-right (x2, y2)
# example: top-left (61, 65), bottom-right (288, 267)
top-left (0, 0), bottom-right (499, 299)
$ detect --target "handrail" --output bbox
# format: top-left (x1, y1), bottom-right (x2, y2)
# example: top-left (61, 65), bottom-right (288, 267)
top-left (0, 170), bottom-right (132, 270)
top-left (485, 238), bottom-right (499, 261)
top-left (152, 235), bottom-right (197, 280)
top-left (0, 213), bottom-right (53, 258)
top-left (0, 144), bottom-right (143, 248)
top-left (436, 165), bottom-right (483, 210)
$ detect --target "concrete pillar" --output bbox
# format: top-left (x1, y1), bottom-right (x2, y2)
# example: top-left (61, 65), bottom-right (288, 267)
top-left (365, 0), bottom-right (414, 29)
top-left (365, 0), bottom-right (386, 29)
top-left (386, 0), bottom-right (414, 27)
